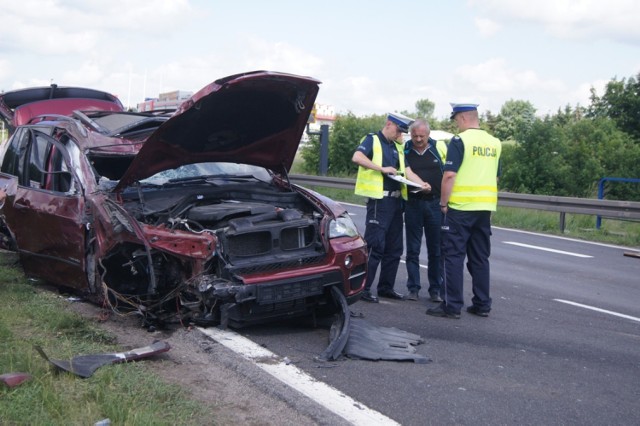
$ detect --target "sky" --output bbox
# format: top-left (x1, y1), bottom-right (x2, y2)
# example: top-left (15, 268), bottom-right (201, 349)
top-left (1, 0), bottom-right (639, 120)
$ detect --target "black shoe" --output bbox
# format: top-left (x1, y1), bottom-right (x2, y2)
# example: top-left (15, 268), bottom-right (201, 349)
top-left (360, 290), bottom-right (379, 303)
top-left (466, 305), bottom-right (490, 317)
top-left (377, 289), bottom-right (404, 300)
top-left (426, 305), bottom-right (460, 319)
top-left (429, 293), bottom-right (443, 303)
top-left (405, 291), bottom-right (419, 301)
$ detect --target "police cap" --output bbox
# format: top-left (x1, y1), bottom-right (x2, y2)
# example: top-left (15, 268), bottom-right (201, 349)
top-left (387, 112), bottom-right (414, 133)
top-left (450, 103), bottom-right (479, 120)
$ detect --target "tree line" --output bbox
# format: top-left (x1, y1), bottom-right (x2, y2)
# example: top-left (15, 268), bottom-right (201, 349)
top-left (300, 72), bottom-right (640, 201)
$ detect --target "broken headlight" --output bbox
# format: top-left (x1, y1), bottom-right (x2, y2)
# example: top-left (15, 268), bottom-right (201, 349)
top-left (328, 214), bottom-right (359, 239)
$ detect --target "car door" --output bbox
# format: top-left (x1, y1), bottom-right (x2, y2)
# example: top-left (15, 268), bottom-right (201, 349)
top-left (2, 128), bottom-right (88, 289)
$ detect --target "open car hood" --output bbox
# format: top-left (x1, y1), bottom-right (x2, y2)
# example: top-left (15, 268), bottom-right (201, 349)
top-left (115, 71), bottom-right (320, 192)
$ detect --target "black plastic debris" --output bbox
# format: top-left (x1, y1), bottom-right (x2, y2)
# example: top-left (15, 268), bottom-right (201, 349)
top-left (317, 286), bottom-right (352, 361)
top-left (343, 318), bottom-right (430, 364)
top-left (319, 288), bottom-right (430, 364)
top-left (35, 340), bottom-right (171, 378)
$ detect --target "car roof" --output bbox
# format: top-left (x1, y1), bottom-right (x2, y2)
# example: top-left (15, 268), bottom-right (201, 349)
top-left (0, 84), bottom-right (124, 131)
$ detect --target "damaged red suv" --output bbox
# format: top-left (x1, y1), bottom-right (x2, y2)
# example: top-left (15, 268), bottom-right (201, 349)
top-left (0, 71), bottom-right (367, 328)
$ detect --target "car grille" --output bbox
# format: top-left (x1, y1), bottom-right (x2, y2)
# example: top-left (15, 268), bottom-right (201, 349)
top-left (226, 224), bottom-right (317, 257)
top-left (220, 221), bottom-right (326, 277)
top-left (227, 231), bottom-right (272, 257)
top-left (280, 226), bottom-right (315, 250)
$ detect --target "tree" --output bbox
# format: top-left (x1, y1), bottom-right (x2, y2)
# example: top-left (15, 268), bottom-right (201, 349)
top-left (499, 118), bottom-right (571, 195)
top-left (414, 99), bottom-right (435, 120)
top-left (550, 104), bottom-right (586, 127)
top-left (580, 118), bottom-right (640, 200)
top-left (500, 114), bottom-right (640, 200)
top-left (557, 119), bottom-right (606, 197)
top-left (328, 113), bottom-right (383, 176)
top-left (493, 99), bottom-right (537, 143)
top-left (299, 134), bottom-right (321, 175)
top-left (588, 72), bottom-right (640, 141)
top-left (301, 112), bottom-right (385, 176)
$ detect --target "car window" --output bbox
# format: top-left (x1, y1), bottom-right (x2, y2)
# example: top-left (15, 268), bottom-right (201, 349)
top-left (1, 127), bottom-right (28, 176)
top-left (6, 130), bottom-right (78, 194)
top-left (27, 133), bottom-right (50, 188)
top-left (65, 138), bottom-right (85, 188)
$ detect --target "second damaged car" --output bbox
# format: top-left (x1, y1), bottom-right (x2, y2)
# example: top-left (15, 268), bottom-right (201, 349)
top-left (0, 71), bottom-right (367, 328)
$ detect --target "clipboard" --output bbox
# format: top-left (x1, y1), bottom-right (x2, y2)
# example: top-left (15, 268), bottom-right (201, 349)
top-left (387, 174), bottom-right (423, 189)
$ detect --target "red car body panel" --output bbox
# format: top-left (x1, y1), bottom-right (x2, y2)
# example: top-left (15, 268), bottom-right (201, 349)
top-left (13, 98), bottom-right (124, 126)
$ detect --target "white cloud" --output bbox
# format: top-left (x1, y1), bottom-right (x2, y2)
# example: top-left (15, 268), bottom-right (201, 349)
top-left (242, 38), bottom-right (324, 77)
top-left (475, 17), bottom-right (501, 37)
top-left (0, 60), bottom-right (10, 82)
top-left (574, 79), bottom-right (607, 104)
top-left (454, 58), bottom-right (564, 92)
top-left (0, 2), bottom-right (635, 121)
top-left (446, 58), bottom-right (571, 114)
top-left (324, 75), bottom-right (377, 114)
top-left (470, 0), bottom-right (640, 43)
top-left (0, 0), bottom-right (194, 55)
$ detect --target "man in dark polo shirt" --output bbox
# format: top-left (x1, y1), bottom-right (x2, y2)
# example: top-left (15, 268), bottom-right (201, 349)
top-left (404, 119), bottom-right (446, 302)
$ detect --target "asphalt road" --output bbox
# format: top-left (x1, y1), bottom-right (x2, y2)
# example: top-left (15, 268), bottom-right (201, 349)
top-left (218, 203), bottom-right (640, 425)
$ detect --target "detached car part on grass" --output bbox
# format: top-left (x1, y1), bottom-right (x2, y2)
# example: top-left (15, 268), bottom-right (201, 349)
top-left (0, 72), bottom-right (367, 328)
top-left (35, 341), bottom-right (171, 378)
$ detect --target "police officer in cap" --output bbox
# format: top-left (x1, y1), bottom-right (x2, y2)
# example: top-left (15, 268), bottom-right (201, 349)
top-left (352, 113), bottom-right (431, 303)
top-left (426, 103), bottom-right (501, 318)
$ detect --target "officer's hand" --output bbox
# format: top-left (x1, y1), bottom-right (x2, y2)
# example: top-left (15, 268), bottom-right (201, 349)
top-left (382, 167), bottom-right (398, 176)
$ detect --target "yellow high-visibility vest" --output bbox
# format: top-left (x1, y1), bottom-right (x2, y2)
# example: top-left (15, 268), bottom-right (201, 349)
top-left (355, 134), bottom-right (407, 200)
top-left (436, 140), bottom-right (448, 163)
top-left (449, 130), bottom-right (501, 211)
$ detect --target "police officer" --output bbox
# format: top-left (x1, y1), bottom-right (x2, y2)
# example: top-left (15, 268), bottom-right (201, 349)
top-left (404, 119), bottom-right (447, 302)
top-left (426, 103), bottom-right (501, 318)
top-left (352, 113), bottom-right (431, 303)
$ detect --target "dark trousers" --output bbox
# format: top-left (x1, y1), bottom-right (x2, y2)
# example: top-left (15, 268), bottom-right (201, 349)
top-left (404, 197), bottom-right (442, 295)
top-left (441, 209), bottom-right (492, 314)
top-left (363, 196), bottom-right (404, 293)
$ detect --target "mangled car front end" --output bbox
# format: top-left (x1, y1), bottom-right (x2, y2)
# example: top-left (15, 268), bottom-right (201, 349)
top-left (93, 163), bottom-right (367, 327)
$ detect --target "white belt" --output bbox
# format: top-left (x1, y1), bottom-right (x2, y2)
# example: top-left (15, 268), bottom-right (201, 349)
top-left (382, 190), bottom-right (401, 198)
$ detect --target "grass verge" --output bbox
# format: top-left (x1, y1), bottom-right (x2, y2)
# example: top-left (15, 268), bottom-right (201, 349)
top-left (0, 255), bottom-right (209, 426)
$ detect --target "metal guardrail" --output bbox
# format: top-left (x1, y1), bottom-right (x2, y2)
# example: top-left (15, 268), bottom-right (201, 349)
top-left (290, 174), bottom-right (640, 230)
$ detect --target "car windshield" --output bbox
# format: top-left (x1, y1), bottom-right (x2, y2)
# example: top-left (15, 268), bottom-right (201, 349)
top-left (139, 162), bottom-right (272, 185)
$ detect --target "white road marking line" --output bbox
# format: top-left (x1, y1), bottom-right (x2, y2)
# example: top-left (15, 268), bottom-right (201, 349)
top-left (494, 226), bottom-right (631, 250)
top-left (554, 299), bottom-right (640, 323)
top-left (503, 241), bottom-right (592, 258)
top-left (198, 327), bottom-right (399, 426)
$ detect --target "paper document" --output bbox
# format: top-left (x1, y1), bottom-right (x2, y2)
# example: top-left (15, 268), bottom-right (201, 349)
top-left (387, 174), bottom-right (423, 189)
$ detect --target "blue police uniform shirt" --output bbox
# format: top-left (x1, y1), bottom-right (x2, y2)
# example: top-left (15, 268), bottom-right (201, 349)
top-left (355, 130), bottom-right (406, 191)
top-left (443, 136), bottom-right (464, 172)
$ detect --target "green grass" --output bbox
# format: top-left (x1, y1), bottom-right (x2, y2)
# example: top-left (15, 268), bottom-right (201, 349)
top-left (0, 257), bottom-right (210, 426)
top-left (492, 207), bottom-right (640, 247)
